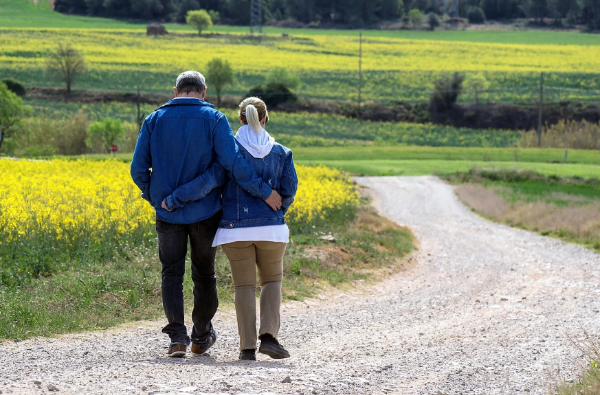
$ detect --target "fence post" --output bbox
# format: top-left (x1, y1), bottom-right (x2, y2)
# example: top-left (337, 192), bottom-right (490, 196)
top-left (537, 72), bottom-right (544, 148)
top-left (358, 30), bottom-right (363, 111)
top-left (137, 86), bottom-right (142, 129)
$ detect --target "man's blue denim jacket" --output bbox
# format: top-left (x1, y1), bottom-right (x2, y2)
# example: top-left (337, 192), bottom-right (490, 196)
top-left (130, 98), bottom-right (273, 224)
top-left (220, 142), bottom-right (297, 229)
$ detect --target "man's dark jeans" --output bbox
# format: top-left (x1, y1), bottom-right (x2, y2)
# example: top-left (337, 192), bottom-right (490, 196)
top-left (156, 211), bottom-right (221, 346)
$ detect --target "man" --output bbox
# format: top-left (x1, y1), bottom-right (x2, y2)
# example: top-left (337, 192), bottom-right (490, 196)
top-left (131, 71), bottom-right (281, 358)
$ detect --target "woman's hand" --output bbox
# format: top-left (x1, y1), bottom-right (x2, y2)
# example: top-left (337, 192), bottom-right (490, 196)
top-left (265, 190), bottom-right (282, 211)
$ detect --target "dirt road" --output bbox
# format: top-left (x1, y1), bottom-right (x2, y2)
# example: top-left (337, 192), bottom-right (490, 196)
top-left (1, 176), bottom-right (599, 395)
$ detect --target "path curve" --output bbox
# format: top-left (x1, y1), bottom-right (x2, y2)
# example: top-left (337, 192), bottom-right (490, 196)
top-left (2, 176), bottom-right (600, 395)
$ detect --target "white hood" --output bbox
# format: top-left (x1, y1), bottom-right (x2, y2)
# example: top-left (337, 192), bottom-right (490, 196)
top-left (235, 124), bottom-right (275, 159)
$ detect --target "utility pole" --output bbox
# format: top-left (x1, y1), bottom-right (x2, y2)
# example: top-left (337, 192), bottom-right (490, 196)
top-left (537, 72), bottom-right (544, 148)
top-left (358, 30), bottom-right (362, 109)
top-left (250, 0), bottom-right (262, 35)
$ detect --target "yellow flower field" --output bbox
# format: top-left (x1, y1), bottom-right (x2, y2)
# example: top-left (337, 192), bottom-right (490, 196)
top-left (0, 158), bottom-right (358, 278)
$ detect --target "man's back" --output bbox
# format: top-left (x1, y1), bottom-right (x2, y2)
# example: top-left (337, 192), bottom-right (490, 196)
top-left (131, 97), bottom-right (225, 224)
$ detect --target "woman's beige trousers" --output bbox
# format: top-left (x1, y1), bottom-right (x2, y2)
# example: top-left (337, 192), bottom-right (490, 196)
top-left (221, 241), bottom-right (287, 350)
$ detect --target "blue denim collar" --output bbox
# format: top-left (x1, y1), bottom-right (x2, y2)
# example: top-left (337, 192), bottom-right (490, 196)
top-left (159, 98), bottom-right (215, 109)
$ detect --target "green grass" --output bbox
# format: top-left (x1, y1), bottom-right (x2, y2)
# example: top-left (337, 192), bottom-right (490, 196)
top-left (0, 199), bottom-right (414, 340)
top-left (2, 0), bottom-right (600, 46)
top-left (62, 144), bottom-right (600, 179)
top-left (292, 146), bottom-right (600, 164)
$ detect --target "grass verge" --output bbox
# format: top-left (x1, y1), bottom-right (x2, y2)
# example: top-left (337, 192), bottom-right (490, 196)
top-left (443, 168), bottom-right (600, 252)
top-left (0, 197), bottom-right (414, 341)
top-left (554, 331), bottom-right (600, 395)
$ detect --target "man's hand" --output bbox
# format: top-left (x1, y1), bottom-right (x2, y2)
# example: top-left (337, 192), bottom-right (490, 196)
top-left (161, 200), bottom-right (173, 212)
top-left (265, 190), bottom-right (282, 211)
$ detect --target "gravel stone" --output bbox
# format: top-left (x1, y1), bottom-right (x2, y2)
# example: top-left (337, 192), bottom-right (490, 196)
top-left (0, 176), bottom-right (598, 394)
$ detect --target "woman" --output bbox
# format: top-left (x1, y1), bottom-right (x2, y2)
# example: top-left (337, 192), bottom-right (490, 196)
top-left (213, 97), bottom-right (298, 361)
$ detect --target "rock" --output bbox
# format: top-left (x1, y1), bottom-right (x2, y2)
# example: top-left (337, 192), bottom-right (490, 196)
top-left (146, 23), bottom-right (168, 36)
top-left (319, 235), bottom-right (336, 243)
top-left (282, 376), bottom-right (292, 383)
top-left (47, 384), bottom-right (59, 392)
top-left (33, 381), bottom-right (41, 385)
top-left (141, 386), bottom-right (147, 391)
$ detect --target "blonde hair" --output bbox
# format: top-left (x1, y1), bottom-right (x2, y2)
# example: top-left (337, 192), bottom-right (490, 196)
top-left (239, 97), bottom-right (268, 133)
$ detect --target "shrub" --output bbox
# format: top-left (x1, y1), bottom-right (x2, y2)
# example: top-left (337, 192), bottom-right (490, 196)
top-left (2, 79), bottom-right (26, 97)
top-left (0, 82), bottom-right (28, 155)
top-left (467, 7), bottom-right (486, 24)
top-left (265, 67), bottom-right (301, 91)
top-left (408, 9), bottom-right (424, 28)
top-left (427, 12), bottom-right (440, 30)
top-left (186, 9), bottom-right (212, 35)
top-left (429, 72), bottom-right (464, 114)
top-left (15, 111), bottom-right (90, 156)
top-left (246, 83), bottom-right (298, 109)
top-left (86, 118), bottom-right (125, 153)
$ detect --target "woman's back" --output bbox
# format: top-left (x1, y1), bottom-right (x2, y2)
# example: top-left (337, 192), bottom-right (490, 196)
top-left (220, 137), bottom-right (296, 229)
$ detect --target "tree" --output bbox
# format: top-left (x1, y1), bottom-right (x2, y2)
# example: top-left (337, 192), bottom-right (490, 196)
top-left (408, 8), bottom-right (425, 27)
top-left (582, 0), bottom-right (600, 30)
top-left (0, 82), bottom-right (28, 156)
top-left (467, 6), bottom-right (486, 24)
top-left (176, 0), bottom-right (200, 22)
top-left (427, 12), bottom-right (440, 30)
top-left (555, 0), bottom-right (572, 18)
top-left (206, 58), bottom-right (234, 106)
top-left (207, 10), bottom-right (220, 23)
top-left (186, 9), bottom-right (213, 35)
top-left (86, 118), bottom-right (125, 153)
top-left (429, 72), bottom-right (464, 114)
top-left (46, 43), bottom-right (86, 95)
top-left (464, 73), bottom-right (490, 105)
top-left (522, 0), bottom-right (549, 24)
top-left (380, 0), bottom-right (404, 18)
top-left (265, 67), bottom-right (301, 91)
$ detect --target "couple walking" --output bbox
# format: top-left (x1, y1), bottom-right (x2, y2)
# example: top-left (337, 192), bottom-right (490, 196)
top-left (130, 70), bottom-right (298, 361)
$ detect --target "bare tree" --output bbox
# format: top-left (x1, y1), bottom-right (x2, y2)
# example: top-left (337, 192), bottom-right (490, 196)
top-left (46, 43), bottom-right (86, 95)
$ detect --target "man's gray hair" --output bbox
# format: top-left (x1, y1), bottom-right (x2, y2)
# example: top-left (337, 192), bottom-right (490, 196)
top-left (175, 70), bottom-right (206, 94)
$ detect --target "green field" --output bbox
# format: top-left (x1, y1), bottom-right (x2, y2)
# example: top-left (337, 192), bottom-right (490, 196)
top-left (3, 0), bottom-right (600, 103)
top-left (23, 99), bottom-right (521, 149)
top-left (3, 1), bottom-right (600, 46)
top-left (72, 146), bottom-right (600, 180)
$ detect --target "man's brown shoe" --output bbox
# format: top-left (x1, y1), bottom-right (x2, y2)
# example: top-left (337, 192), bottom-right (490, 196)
top-left (167, 343), bottom-right (187, 358)
top-left (191, 328), bottom-right (217, 355)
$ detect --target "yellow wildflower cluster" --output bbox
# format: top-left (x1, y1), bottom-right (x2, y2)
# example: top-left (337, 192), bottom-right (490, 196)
top-left (0, 159), bottom-right (358, 250)
top-left (287, 165), bottom-right (359, 223)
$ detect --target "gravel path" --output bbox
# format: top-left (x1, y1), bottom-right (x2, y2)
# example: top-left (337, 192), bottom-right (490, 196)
top-left (2, 176), bottom-right (600, 395)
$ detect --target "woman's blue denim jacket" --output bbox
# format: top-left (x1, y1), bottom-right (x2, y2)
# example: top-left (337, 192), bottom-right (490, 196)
top-left (221, 142), bottom-right (297, 229)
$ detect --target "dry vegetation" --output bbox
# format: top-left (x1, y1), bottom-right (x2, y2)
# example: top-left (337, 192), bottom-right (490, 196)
top-left (455, 183), bottom-right (600, 251)
top-left (519, 120), bottom-right (600, 150)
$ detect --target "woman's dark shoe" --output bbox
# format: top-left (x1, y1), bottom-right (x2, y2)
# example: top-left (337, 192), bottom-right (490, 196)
top-left (239, 349), bottom-right (256, 361)
top-left (258, 334), bottom-right (290, 359)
